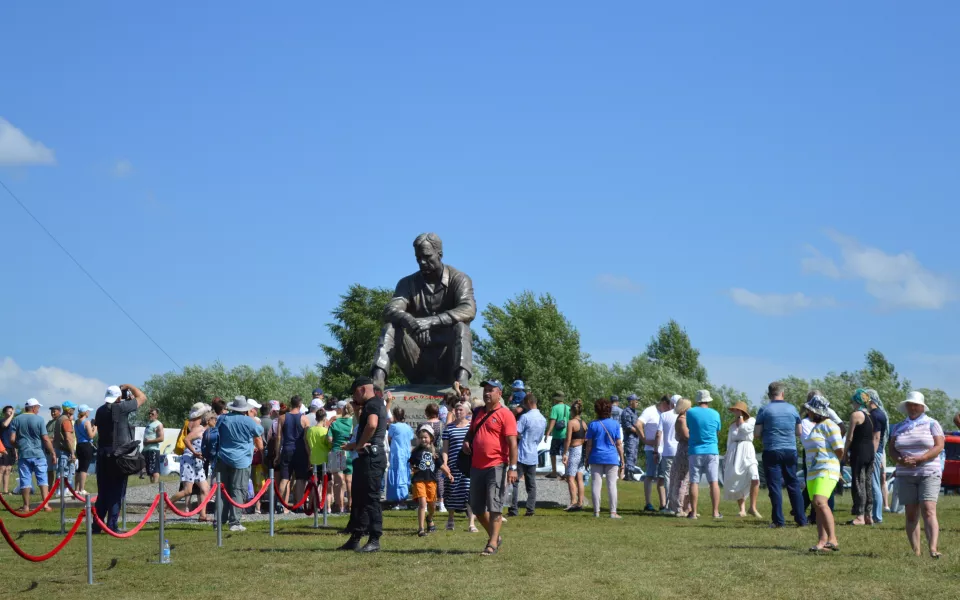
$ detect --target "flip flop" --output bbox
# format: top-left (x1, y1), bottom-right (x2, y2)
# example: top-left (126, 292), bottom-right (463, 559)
top-left (809, 546), bottom-right (825, 553)
top-left (468, 526), bottom-right (479, 533)
top-left (824, 543), bottom-right (840, 552)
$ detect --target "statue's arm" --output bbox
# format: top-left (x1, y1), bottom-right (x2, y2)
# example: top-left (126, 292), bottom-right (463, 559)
top-left (383, 279), bottom-right (416, 328)
top-left (436, 271), bottom-right (477, 326)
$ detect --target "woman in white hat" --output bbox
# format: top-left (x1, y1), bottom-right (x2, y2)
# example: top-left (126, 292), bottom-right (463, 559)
top-left (888, 391), bottom-right (945, 558)
top-left (801, 395), bottom-right (844, 552)
top-left (167, 404), bottom-right (212, 522)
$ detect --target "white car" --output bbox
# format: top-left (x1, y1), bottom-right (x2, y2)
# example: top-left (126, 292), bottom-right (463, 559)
top-left (160, 453), bottom-right (181, 477)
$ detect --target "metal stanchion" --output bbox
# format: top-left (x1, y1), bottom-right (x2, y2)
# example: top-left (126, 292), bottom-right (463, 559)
top-left (158, 482), bottom-right (165, 563)
top-left (269, 468), bottom-right (275, 537)
top-left (312, 465), bottom-right (319, 529)
top-left (215, 473), bottom-right (222, 548)
top-left (85, 494), bottom-right (94, 585)
top-left (321, 464), bottom-right (328, 527)
top-left (121, 495), bottom-right (127, 531)
top-left (59, 460), bottom-right (66, 535)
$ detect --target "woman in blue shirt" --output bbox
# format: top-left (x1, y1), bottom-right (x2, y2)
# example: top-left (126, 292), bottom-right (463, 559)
top-left (386, 408), bottom-right (415, 508)
top-left (584, 398), bottom-right (625, 519)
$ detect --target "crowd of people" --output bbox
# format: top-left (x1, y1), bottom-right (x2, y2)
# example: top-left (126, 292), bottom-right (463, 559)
top-left (1, 378), bottom-right (956, 558)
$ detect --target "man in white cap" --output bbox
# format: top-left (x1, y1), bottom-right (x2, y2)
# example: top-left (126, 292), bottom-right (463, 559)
top-left (214, 396), bottom-right (265, 531)
top-left (657, 395), bottom-right (682, 513)
top-left (686, 390), bottom-right (723, 520)
top-left (9, 398), bottom-right (57, 512)
top-left (93, 384), bottom-right (148, 533)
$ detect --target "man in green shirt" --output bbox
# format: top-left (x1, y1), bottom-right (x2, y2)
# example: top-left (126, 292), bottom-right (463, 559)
top-left (142, 408), bottom-right (164, 483)
top-left (543, 392), bottom-right (570, 479)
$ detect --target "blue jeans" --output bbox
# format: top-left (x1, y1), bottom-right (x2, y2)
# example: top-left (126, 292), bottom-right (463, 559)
top-left (762, 449), bottom-right (806, 527)
top-left (871, 451), bottom-right (885, 523)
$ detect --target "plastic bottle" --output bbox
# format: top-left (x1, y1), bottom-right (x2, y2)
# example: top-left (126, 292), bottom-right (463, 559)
top-left (161, 539), bottom-right (171, 564)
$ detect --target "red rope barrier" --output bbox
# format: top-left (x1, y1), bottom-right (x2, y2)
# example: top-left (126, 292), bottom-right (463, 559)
top-left (164, 486), bottom-right (218, 517)
top-left (0, 479), bottom-right (61, 518)
top-left (90, 495), bottom-right (160, 539)
top-left (65, 482), bottom-right (97, 504)
top-left (220, 479), bottom-right (272, 509)
top-left (273, 480), bottom-right (314, 511)
top-left (303, 475), bottom-right (329, 516)
top-left (0, 510), bottom-right (85, 562)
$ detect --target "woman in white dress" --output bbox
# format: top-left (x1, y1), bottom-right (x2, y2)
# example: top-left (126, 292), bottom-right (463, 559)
top-left (723, 401), bottom-right (762, 518)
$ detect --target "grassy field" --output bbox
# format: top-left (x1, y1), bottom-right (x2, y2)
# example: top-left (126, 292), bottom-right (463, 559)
top-left (2, 482), bottom-right (958, 600)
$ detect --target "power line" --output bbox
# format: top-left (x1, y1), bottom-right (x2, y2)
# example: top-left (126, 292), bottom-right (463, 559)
top-left (0, 177), bottom-right (182, 371)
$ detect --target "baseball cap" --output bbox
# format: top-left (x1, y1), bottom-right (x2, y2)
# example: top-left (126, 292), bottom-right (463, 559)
top-left (104, 385), bottom-right (122, 404)
top-left (313, 388), bottom-right (324, 396)
top-left (669, 394), bottom-right (682, 408)
top-left (350, 376), bottom-right (374, 392)
top-left (480, 380), bottom-right (503, 390)
top-left (269, 400), bottom-right (280, 412)
top-left (78, 404), bottom-right (91, 414)
top-left (25, 398), bottom-right (42, 408)
top-left (246, 398), bottom-right (262, 410)
top-left (62, 401), bottom-right (77, 410)
top-left (610, 395), bottom-right (620, 403)
top-left (336, 400), bottom-right (348, 410)
top-left (627, 394), bottom-right (638, 402)
top-left (309, 399), bottom-right (323, 410)
top-left (511, 380), bottom-right (525, 390)
top-left (50, 405), bottom-right (62, 412)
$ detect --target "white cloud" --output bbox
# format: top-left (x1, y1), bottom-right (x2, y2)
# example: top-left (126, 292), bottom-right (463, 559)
top-left (0, 357), bottom-right (107, 417)
top-left (803, 231), bottom-right (953, 310)
top-left (112, 158), bottom-right (133, 178)
top-left (728, 288), bottom-right (834, 316)
top-left (595, 274), bottom-right (643, 294)
top-left (0, 118), bottom-right (56, 166)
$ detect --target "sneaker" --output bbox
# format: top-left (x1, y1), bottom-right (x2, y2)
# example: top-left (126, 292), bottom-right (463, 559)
top-left (644, 503), bottom-right (656, 512)
top-left (438, 502), bottom-right (447, 513)
top-left (229, 524), bottom-right (247, 532)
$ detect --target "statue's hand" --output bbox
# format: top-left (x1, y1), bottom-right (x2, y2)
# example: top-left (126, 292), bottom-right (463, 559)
top-left (416, 330), bottom-right (432, 346)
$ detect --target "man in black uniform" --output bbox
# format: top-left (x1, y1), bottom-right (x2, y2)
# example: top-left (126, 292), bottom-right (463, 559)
top-left (339, 375), bottom-right (388, 553)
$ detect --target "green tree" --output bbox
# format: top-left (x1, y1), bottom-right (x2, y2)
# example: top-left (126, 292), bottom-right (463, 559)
top-left (475, 291), bottom-right (587, 410)
top-left (645, 320), bottom-right (708, 382)
top-left (318, 284), bottom-right (406, 397)
top-left (141, 361), bottom-right (319, 424)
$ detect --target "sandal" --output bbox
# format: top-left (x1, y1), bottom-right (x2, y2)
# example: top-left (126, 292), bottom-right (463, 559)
top-left (446, 521), bottom-right (455, 531)
top-left (427, 520), bottom-right (437, 533)
top-left (417, 529), bottom-right (427, 537)
top-left (610, 513), bottom-right (622, 519)
top-left (824, 543), bottom-right (840, 552)
top-left (468, 525), bottom-right (479, 533)
top-left (931, 551), bottom-right (942, 559)
top-left (809, 546), bottom-right (825, 553)
top-left (481, 543), bottom-right (498, 556)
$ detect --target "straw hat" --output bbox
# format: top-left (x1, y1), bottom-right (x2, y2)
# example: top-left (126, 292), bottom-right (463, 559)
top-left (729, 401), bottom-right (750, 417)
top-left (898, 391), bottom-right (927, 414)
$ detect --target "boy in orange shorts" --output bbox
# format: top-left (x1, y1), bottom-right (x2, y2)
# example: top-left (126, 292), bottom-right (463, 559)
top-left (411, 425), bottom-right (453, 536)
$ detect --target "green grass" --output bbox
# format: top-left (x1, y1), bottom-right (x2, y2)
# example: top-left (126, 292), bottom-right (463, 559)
top-left (2, 483), bottom-right (958, 600)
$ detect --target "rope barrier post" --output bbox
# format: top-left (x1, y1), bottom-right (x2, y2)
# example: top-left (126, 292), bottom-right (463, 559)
top-left (215, 473), bottom-right (222, 548)
top-left (312, 465), bottom-right (319, 529)
top-left (322, 464), bottom-right (328, 527)
top-left (157, 482), bottom-right (165, 564)
top-left (269, 468), bottom-right (275, 538)
top-left (85, 493), bottom-right (94, 585)
top-left (121, 495), bottom-right (127, 532)
top-left (59, 460), bottom-right (66, 535)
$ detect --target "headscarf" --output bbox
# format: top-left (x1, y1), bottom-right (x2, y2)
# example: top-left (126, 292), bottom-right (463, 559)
top-left (865, 388), bottom-right (888, 447)
top-left (851, 388), bottom-right (870, 412)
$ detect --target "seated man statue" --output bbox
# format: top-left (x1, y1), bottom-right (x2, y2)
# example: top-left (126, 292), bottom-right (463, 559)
top-left (371, 233), bottom-right (476, 389)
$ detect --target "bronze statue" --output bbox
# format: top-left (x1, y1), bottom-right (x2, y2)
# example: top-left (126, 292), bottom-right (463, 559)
top-left (371, 233), bottom-right (476, 389)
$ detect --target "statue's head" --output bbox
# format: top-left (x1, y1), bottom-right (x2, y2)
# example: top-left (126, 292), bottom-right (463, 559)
top-left (413, 233), bottom-right (444, 276)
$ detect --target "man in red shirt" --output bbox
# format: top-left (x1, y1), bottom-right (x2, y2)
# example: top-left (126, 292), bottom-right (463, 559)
top-left (461, 380), bottom-right (518, 556)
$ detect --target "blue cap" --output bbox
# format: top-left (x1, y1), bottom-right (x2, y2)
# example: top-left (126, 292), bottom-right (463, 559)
top-left (627, 394), bottom-right (638, 401)
top-left (481, 380), bottom-right (503, 390)
top-left (510, 391), bottom-right (526, 405)
top-left (62, 400), bottom-right (77, 410)
top-left (77, 404), bottom-right (91, 413)
top-left (313, 388), bottom-right (324, 395)
top-left (511, 380), bottom-right (525, 390)
top-left (610, 395), bottom-right (620, 402)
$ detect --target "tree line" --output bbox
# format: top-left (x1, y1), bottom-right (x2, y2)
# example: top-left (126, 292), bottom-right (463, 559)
top-left (140, 285), bottom-right (959, 445)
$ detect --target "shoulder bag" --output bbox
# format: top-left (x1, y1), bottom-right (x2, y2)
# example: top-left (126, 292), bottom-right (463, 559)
top-left (599, 420), bottom-right (622, 467)
top-left (457, 408), bottom-right (500, 475)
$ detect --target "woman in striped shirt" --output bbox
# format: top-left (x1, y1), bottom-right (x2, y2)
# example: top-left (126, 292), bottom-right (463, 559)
top-left (889, 391), bottom-right (944, 559)
top-left (801, 395), bottom-right (844, 552)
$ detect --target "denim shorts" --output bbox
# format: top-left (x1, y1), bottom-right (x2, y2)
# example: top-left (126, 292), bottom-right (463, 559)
top-left (18, 456), bottom-right (49, 489)
top-left (688, 454), bottom-right (720, 484)
top-left (644, 450), bottom-right (659, 480)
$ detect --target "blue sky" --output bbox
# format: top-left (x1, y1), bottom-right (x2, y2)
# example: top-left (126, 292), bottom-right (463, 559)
top-left (2, 2), bottom-right (959, 414)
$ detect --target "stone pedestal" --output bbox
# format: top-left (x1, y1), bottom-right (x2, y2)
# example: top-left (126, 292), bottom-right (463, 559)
top-left (385, 383), bottom-right (480, 427)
